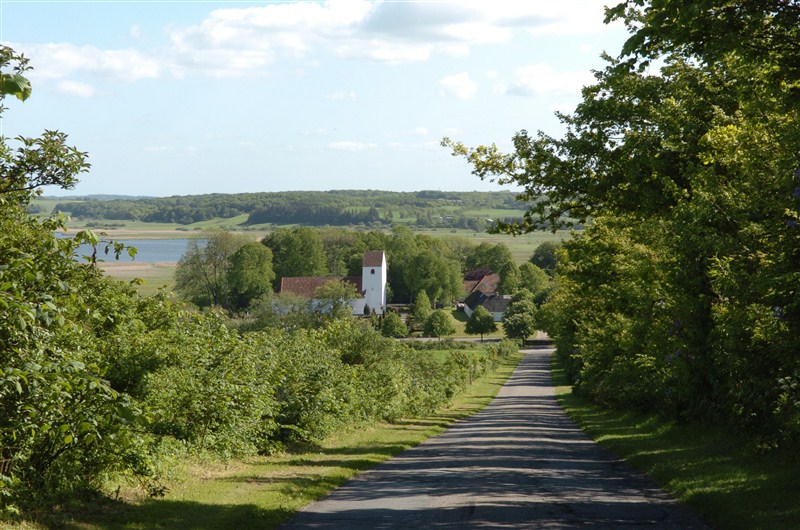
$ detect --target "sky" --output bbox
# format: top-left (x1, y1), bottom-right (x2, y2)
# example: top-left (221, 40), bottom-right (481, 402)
top-left (1, 0), bottom-right (629, 197)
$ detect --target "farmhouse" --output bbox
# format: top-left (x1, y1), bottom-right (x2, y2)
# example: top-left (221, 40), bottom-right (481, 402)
top-left (462, 271), bottom-right (509, 322)
top-left (279, 250), bottom-right (387, 315)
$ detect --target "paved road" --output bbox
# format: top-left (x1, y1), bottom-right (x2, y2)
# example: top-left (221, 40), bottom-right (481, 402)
top-left (282, 349), bottom-right (711, 529)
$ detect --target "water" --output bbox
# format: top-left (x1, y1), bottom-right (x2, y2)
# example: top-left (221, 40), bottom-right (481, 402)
top-left (72, 238), bottom-right (196, 263)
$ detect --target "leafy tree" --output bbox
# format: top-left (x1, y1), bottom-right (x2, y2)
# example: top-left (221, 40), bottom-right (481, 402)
top-left (381, 311), bottom-right (408, 338)
top-left (403, 248), bottom-right (463, 307)
top-left (227, 242), bottom-right (275, 309)
top-left (465, 305), bottom-right (497, 342)
top-left (175, 230), bottom-right (250, 307)
top-left (0, 46), bottom-right (153, 506)
top-left (502, 298), bottom-right (538, 341)
top-left (445, 1), bottom-right (800, 447)
top-left (497, 260), bottom-right (520, 295)
top-left (262, 227), bottom-right (327, 289)
top-left (530, 241), bottom-right (561, 276)
top-left (314, 279), bottom-right (360, 321)
top-left (465, 242), bottom-right (515, 273)
top-left (424, 309), bottom-right (457, 340)
top-left (410, 290), bottom-right (433, 331)
top-left (518, 262), bottom-right (549, 298)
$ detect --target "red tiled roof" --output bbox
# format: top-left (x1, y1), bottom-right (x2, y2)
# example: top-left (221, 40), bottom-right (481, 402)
top-left (475, 273), bottom-right (500, 294)
top-left (463, 280), bottom-right (480, 294)
top-left (280, 276), bottom-right (363, 299)
top-left (363, 250), bottom-right (385, 267)
top-left (463, 273), bottom-right (500, 297)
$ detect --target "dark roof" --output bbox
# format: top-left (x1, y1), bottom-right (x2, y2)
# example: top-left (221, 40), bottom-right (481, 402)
top-left (465, 292), bottom-right (510, 313)
top-left (363, 250), bottom-right (385, 267)
top-left (482, 294), bottom-right (511, 313)
top-left (280, 276), bottom-right (363, 299)
top-left (464, 291), bottom-right (487, 310)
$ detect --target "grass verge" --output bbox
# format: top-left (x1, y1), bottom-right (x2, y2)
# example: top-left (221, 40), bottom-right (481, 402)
top-left (5, 352), bottom-right (523, 530)
top-left (551, 354), bottom-right (799, 530)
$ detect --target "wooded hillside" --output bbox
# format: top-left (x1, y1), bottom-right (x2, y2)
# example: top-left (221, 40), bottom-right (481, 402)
top-left (47, 190), bottom-right (531, 229)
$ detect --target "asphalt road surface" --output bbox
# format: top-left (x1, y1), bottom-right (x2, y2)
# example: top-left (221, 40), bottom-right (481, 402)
top-left (282, 349), bottom-right (711, 529)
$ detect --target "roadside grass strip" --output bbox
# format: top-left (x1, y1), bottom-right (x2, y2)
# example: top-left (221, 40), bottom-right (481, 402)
top-left (551, 354), bottom-right (799, 530)
top-left (2, 353), bottom-right (522, 530)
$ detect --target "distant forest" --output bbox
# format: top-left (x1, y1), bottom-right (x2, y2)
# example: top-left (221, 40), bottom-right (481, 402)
top-left (48, 190), bottom-right (532, 229)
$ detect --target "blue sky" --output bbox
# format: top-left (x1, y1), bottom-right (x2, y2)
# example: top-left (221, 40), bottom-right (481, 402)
top-left (1, 0), bottom-right (628, 196)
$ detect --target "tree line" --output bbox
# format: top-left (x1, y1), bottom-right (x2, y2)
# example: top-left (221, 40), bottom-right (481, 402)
top-left (447, 0), bottom-right (800, 449)
top-left (48, 189), bottom-right (528, 229)
top-left (174, 225), bottom-right (557, 312)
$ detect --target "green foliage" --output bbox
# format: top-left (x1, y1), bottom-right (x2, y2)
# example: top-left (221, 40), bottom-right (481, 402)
top-left (497, 260), bottom-right (520, 295)
top-left (262, 227), bottom-right (327, 289)
top-left (409, 291), bottom-right (432, 330)
top-left (487, 339), bottom-right (519, 358)
top-left (530, 241), bottom-right (560, 275)
top-left (464, 242), bottom-right (514, 273)
top-left (402, 246), bottom-right (463, 307)
top-left (380, 311), bottom-right (408, 338)
top-left (465, 305), bottom-right (497, 341)
top-left (174, 230), bottom-right (250, 308)
top-left (51, 189), bottom-right (526, 229)
top-left (502, 297), bottom-right (538, 341)
top-left (227, 242), bottom-right (274, 310)
top-left (448, 3), bottom-right (800, 448)
top-left (518, 262), bottom-right (550, 299)
top-left (424, 309), bottom-right (457, 339)
top-left (0, 48), bottom-right (154, 509)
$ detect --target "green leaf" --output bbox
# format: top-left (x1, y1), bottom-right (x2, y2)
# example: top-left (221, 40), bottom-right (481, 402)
top-left (0, 73), bottom-right (32, 101)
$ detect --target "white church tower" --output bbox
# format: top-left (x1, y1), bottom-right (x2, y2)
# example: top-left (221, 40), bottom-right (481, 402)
top-left (361, 250), bottom-right (387, 315)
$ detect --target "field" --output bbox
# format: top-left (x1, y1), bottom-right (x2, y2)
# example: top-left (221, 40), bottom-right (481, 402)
top-left (100, 262), bottom-right (177, 296)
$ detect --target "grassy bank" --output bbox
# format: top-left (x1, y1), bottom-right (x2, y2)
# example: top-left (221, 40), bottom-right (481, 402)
top-left (551, 354), bottom-right (799, 530)
top-left (5, 352), bottom-right (523, 530)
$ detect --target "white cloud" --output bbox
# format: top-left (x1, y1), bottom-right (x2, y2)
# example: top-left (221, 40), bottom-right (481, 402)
top-left (18, 43), bottom-right (161, 82)
top-left (14, 1), bottom-right (621, 82)
top-left (500, 63), bottom-right (594, 97)
top-left (328, 141), bottom-right (378, 151)
top-left (325, 90), bottom-right (357, 101)
top-left (162, 0), bottom-right (621, 75)
top-left (439, 72), bottom-right (477, 100)
top-left (409, 127), bottom-right (429, 136)
top-left (55, 80), bottom-right (98, 98)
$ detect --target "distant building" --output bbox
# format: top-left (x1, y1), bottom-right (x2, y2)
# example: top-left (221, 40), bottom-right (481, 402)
top-left (463, 291), bottom-right (511, 322)
top-left (279, 250), bottom-right (387, 315)
top-left (462, 271), bottom-right (509, 322)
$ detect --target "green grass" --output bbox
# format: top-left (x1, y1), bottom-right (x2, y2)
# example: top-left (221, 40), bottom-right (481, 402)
top-left (4, 353), bottom-right (523, 530)
top-left (551, 354), bottom-right (800, 530)
top-left (448, 308), bottom-right (505, 339)
top-left (421, 228), bottom-right (571, 263)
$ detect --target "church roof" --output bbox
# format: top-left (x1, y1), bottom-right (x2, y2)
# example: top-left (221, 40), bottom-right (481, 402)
top-left (363, 250), bottom-right (385, 267)
top-left (280, 276), bottom-right (363, 299)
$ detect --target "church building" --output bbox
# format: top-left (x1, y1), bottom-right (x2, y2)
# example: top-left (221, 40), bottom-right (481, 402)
top-left (279, 250), bottom-right (387, 315)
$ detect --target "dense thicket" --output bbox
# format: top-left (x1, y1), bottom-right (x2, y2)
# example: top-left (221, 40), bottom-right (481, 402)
top-left (449, 1), bottom-right (800, 448)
